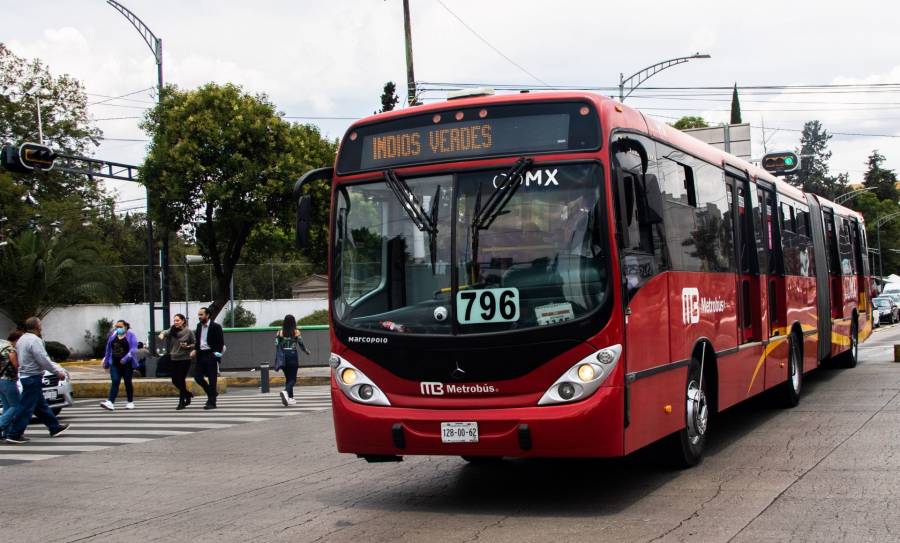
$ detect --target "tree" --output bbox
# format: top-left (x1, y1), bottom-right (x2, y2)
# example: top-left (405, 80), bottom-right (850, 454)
top-left (671, 116), bottom-right (709, 130)
top-left (785, 120), bottom-right (845, 200)
top-left (863, 150), bottom-right (899, 203)
top-left (376, 81), bottom-right (399, 114)
top-left (730, 83), bottom-right (742, 124)
top-left (0, 229), bottom-right (119, 325)
top-left (846, 191), bottom-right (900, 275)
top-left (140, 83), bottom-right (337, 319)
top-left (0, 43), bottom-right (103, 203)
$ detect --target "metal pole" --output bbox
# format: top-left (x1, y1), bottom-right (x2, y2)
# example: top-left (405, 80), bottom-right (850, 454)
top-left (35, 91), bottom-right (44, 145)
top-left (157, 36), bottom-right (171, 331)
top-left (618, 72), bottom-right (624, 102)
top-left (229, 272), bottom-right (235, 328)
top-left (270, 261), bottom-right (275, 300)
top-left (146, 188), bottom-right (156, 352)
top-left (184, 263), bottom-right (189, 316)
top-left (402, 0), bottom-right (416, 106)
top-left (878, 222), bottom-right (883, 279)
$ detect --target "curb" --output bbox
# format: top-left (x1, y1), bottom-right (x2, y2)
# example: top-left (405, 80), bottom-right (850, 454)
top-left (227, 376), bottom-right (331, 387)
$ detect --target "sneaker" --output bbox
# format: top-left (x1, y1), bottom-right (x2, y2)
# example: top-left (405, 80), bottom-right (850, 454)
top-left (203, 403), bottom-right (216, 410)
top-left (100, 400), bottom-right (115, 411)
top-left (5, 435), bottom-right (28, 444)
top-left (49, 424), bottom-right (70, 438)
top-left (286, 397), bottom-right (297, 405)
top-left (125, 402), bottom-right (135, 410)
top-left (280, 390), bottom-right (289, 407)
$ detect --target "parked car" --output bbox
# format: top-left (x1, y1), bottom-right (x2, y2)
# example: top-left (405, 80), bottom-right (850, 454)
top-left (873, 296), bottom-right (899, 324)
top-left (883, 283), bottom-right (900, 295)
top-left (0, 370), bottom-right (73, 417)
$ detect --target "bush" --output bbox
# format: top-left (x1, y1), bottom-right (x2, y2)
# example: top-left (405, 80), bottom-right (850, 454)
top-left (269, 319), bottom-right (283, 327)
top-left (221, 304), bottom-right (256, 328)
top-left (45, 341), bottom-right (71, 362)
top-left (83, 318), bottom-right (113, 358)
top-left (297, 309), bottom-right (328, 326)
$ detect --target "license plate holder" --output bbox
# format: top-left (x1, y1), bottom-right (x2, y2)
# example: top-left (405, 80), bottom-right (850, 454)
top-left (441, 421), bottom-right (478, 443)
top-left (43, 389), bottom-right (58, 401)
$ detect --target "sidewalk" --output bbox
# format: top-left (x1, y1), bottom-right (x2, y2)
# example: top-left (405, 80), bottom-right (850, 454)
top-left (61, 360), bottom-right (331, 398)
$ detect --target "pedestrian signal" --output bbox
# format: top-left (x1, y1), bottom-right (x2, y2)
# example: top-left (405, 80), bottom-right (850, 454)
top-left (762, 151), bottom-right (800, 176)
top-left (18, 142), bottom-right (56, 171)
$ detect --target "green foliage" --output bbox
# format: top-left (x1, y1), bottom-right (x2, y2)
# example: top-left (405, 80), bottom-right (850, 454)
top-left (863, 150), bottom-right (899, 203)
top-left (730, 84), bottom-right (742, 125)
top-left (376, 82), bottom-right (399, 114)
top-left (846, 192), bottom-right (900, 275)
top-left (83, 317), bottom-right (114, 358)
top-left (140, 83), bottom-right (337, 318)
top-left (269, 319), bottom-right (283, 327)
top-left (222, 304), bottom-right (256, 328)
top-left (296, 309), bottom-right (328, 325)
top-left (0, 230), bottom-right (119, 325)
top-left (671, 116), bottom-right (709, 130)
top-left (785, 120), bottom-right (845, 200)
top-left (44, 341), bottom-right (70, 362)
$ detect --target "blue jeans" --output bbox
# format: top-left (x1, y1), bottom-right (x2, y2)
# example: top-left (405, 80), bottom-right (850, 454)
top-left (283, 351), bottom-right (299, 398)
top-left (0, 379), bottom-right (21, 436)
top-left (8, 374), bottom-right (63, 438)
top-left (108, 361), bottom-right (134, 403)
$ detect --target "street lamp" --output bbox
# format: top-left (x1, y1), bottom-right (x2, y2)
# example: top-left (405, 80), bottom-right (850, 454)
top-left (619, 53), bottom-right (711, 102)
top-left (106, 0), bottom-right (172, 343)
top-left (876, 210), bottom-right (900, 278)
top-left (835, 186), bottom-right (877, 205)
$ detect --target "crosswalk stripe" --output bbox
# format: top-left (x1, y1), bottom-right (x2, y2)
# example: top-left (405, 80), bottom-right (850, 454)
top-left (1, 390), bottom-right (330, 467)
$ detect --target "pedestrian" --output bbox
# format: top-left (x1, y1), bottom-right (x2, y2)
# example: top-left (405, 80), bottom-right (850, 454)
top-left (4, 317), bottom-right (70, 444)
top-left (191, 307), bottom-right (224, 410)
top-left (158, 313), bottom-right (196, 410)
top-left (100, 320), bottom-right (139, 411)
top-left (274, 314), bottom-right (311, 407)
top-left (0, 331), bottom-right (23, 440)
top-left (134, 341), bottom-right (151, 377)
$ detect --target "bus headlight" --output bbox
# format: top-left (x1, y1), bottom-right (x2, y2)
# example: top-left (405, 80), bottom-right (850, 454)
top-left (538, 344), bottom-right (622, 406)
top-left (330, 353), bottom-right (391, 406)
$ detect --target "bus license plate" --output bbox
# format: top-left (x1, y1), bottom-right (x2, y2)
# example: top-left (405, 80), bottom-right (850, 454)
top-left (43, 389), bottom-right (58, 401)
top-left (441, 422), bottom-right (479, 443)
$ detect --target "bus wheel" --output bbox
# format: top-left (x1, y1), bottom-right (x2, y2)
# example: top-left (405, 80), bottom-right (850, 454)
top-left (780, 333), bottom-right (803, 408)
top-left (841, 319), bottom-right (859, 369)
top-left (670, 359), bottom-right (708, 468)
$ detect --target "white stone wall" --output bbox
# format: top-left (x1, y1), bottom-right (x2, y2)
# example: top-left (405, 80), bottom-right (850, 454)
top-left (0, 298), bottom-right (328, 356)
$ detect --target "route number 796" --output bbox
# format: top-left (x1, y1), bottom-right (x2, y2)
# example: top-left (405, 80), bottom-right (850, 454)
top-left (456, 287), bottom-right (520, 325)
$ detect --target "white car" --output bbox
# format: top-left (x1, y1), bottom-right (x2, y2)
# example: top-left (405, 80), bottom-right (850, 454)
top-left (0, 370), bottom-right (74, 417)
top-left (874, 307), bottom-right (881, 328)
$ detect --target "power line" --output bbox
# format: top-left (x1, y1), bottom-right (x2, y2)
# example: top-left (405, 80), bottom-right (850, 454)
top-left (94, 116), bottom-right (142, 121)
top-left (646, 113), bottom-right (900, 139)
top-left (87, 87), bottom-right (155, 106)
top-left (433, 0), bottom-right (548, 86)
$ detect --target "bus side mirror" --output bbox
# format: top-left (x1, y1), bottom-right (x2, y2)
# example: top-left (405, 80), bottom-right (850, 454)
top-left (296, 195), bottom-right (312, 248)
top-left (637, 174), bottom-right (663, 226)
top-left (293, 166), bottom-right (333, 249)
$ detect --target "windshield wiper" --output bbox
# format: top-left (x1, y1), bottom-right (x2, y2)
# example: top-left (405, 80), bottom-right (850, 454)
top-left (469, 157), bottom-right (533, 282)
top-left (383, 169), bottom-right (441, 273)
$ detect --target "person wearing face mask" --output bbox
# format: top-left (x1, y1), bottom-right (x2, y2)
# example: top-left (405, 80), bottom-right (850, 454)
top-left (100, 320), bottom-right (139, 411)
top-left (158, 314), bottom-right (196, 410)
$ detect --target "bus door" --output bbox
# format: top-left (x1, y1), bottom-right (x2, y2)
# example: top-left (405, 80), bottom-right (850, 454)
top-left (806, 194), bottom-right (832, 362)
top-left (758, 184), bottom-right (789, 389)
top-left (823, 208), bottom-right (843, 320)
top-left (851, 219), bottom-right (866, 307)
top-left (726, 169), bottom-right (762, 344)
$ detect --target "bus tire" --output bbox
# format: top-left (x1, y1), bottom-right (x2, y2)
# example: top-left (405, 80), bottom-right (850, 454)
top-left (841, 318), bottom-right (859, 369)
top-left (669, 358), bottom-right (708, 468)
top-left (780, 333), bottom-right (803, 408)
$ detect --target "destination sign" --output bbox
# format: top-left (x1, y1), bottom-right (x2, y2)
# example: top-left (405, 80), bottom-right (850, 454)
top-left (360, 115), bottom-right (569, 170)
top-left (336, 101), bottom-right (600, 174)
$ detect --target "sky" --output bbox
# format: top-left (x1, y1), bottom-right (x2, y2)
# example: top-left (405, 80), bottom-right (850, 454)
top-left (6, 0), bottom-right (900, 209)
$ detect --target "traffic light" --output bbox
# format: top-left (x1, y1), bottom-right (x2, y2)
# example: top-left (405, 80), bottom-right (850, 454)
top-left (762, 151), bottom-right (801, 176)
top-left (18, 142), bottom-right (56, 171)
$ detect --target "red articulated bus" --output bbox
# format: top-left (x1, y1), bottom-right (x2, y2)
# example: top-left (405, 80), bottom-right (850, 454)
top-left (294, 90), bottom-right (872, 466)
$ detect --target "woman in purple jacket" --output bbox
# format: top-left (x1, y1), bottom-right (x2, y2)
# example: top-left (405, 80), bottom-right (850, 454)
top-left (100, 320), bottom-right (139, 411)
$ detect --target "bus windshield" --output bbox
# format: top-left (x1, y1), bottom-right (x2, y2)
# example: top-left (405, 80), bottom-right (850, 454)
top-left (332, 163), bottom-right (610, 335)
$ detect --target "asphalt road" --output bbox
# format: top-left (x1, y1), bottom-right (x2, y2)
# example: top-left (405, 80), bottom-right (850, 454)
top-left (6, 324), bottom-right (900, 542)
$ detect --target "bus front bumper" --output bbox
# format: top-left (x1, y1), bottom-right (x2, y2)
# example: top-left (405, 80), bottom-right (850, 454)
top-left (331, 384), bottom-right (625, 458)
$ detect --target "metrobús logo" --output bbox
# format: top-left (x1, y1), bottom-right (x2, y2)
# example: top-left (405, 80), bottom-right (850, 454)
top-left (681, 287), bottom-right (726, 325)
top-left (347, 336), bottom-right (388, 344)
top-left (420, 382), bottom-right (499, 396)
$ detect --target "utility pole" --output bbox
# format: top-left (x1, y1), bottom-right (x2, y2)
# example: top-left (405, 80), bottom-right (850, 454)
top-left (619, 53), bottom-right (711, 102)
top-left (402, 0), bottom-right (416, 106)
top-left (107, 0), bottom-right (171, 346)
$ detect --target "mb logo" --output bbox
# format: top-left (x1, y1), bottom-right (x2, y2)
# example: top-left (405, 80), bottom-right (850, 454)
top-left (420, 382), bottom-right (444, 396)
top-left (682, 287), bottom-right (700, 325)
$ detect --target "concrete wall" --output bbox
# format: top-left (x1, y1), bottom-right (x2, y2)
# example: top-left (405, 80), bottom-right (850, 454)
top-left (221, 327), bottom-right (330, 369)
top-left (0, 298), bottom-right (328, 356)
